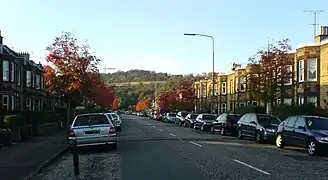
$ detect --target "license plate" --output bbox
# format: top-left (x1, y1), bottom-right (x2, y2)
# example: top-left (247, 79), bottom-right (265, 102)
top-left (85, 130), bottom-right (100, 134)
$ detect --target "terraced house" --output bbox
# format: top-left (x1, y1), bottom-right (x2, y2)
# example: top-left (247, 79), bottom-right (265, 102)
top-left (194, 26), bottom-right (328, 113)
top-left (0, 32), bottom-right (62, 112)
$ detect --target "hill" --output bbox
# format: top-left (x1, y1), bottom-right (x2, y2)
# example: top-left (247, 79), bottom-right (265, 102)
top-left (101, 69), bottom-right (204, 109)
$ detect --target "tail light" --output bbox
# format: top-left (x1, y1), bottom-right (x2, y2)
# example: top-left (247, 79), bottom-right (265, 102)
top-left (68, 128), bottom-right (75, 137)
top-left (109, 126), bottom-right (116, 136)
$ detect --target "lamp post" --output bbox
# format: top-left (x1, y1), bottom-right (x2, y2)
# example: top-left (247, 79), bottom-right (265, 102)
top-left (184, 33), bottom-right (217, 113)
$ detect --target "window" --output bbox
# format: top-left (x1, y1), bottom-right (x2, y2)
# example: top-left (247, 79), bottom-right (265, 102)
top-left (40, 76), bottom-right (44, 89)
top-left (11, 96), bottom-right (14, 110)
top-left (73, 115), bottom-right (110, 127)
top-left (222, 82), bottom-right (226, 95)
top-left (277, 99), bottom-right (281, 104)
top-left (284, 65), bottom-right (292, 85)
top-left (298, 97), bottom-right (304, 105)
top-left (2, 95), bottom-right (9, 110)
top-left (26, 71), bottom-right (32, 87)
top-left (294, 117), bottom-right (306, 128)
top-left (307, 97), bottom-right (317, 107)
top-left (221, 103), bottom-right (227, 113)
top-left (235, 77), bottom-right (239, 92)
top-left (307, 58), bottom-right (317, 81)
top-left (286, 116), bottom-right (297, 127)
top-left (283, 98), bottom-right (292, 105)
top-left (26, 98), bottom-right (32, 110)
top-left (10, 62), bottom-right (14, 82)
top-left (298, 60), bottom-right (304, 82)
top-left (252, 101), bottom-right (259, 106)
top-left (34, 99), bottom-right (40, 110)
top-left (230, 80), bottom-right (233, 94)
top-left (239, 77), bottom-right (246, 92)
top-left (239, 102), bottom-right (246, 106)
top-left (36, 74), bottom-right (41, 89)
top-left (213, 83), bottom-right (218, 95)
top-left (17, 68), bottom-right (21, 86)
top-left (2, 60), bottom-right (9, 81)
top-left (32, 71), bottom-right (35, 87)
top-left (201, 86), bottom-right (206, 97)
top-left (16, 94), bottom-right (20, 109)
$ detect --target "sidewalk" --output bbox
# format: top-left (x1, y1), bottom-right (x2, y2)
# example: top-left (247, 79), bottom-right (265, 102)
top-left (0, 130), bottom-right (69, 180)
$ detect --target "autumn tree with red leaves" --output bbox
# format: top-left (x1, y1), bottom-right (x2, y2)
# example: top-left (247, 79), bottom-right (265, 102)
top-left (112, 98), bottom-right (119, 111)
top-left (157, 80), bottom-right (195, 111)
top-left (45, 32), bottom-right (115, 108)
top-left (248, 38), bottom-right (293, 108)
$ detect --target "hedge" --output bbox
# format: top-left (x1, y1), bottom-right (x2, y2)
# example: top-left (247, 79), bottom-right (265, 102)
top-left (4, 114), bottom-right (26, 128)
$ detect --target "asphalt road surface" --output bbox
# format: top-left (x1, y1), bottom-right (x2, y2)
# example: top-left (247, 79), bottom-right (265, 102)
top-left (32, 115), bottom-right (328, 180)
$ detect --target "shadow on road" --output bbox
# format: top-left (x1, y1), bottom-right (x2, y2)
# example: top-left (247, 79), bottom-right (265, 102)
top-left (76, 146), bottom-right (118, 155)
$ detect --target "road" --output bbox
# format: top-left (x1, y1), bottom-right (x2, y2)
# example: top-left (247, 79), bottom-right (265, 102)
top-left (32, 115), bottom-right (328, 180)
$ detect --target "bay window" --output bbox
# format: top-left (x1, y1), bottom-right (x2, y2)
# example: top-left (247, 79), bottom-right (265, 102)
top-left (2, 60), bottom-right (9, 81)
top-left (10, 62), bottom-right (14, 82)
top-left (298, 60), bottom-right (304, 82)
top-left (36, 74), bottom-right (41, 89)
top-left (239, 77), bottom-right (246, 92)
top-left (26, 70), bottom-right (32, 87)
top-left (307, 58), bottom-right (317, 81)
top-left (222, 82), bottom-right (227, 95)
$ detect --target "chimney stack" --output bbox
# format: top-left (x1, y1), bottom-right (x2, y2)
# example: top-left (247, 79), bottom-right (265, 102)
top-left (0, 30), bottom-right (3, 44)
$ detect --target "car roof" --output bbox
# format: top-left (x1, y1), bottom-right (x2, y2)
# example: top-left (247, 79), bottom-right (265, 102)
top-left (76, 113), bottom-right (105, 117)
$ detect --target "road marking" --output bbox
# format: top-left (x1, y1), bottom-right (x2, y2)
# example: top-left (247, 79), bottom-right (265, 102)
top-left (152, 126), bottom-right (156, 128)
top-left (169, 133), bottom-right (176, 137)
top-left (158, 128), bottom-right (163, 131)
top-left (233, 159), bottom-right (271, 175)
top-left (189, 141), bottom-right (202, 147)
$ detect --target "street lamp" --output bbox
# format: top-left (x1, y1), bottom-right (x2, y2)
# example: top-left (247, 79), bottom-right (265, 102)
top-left (184, 33), bottom-right (217, 113)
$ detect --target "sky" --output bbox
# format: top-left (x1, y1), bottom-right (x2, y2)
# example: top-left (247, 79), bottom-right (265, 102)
top-left (1, 0), bottom-right (328, 75)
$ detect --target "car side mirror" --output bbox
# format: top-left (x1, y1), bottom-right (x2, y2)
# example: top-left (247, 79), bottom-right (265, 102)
top-left (298, 126), bottom-right (306, 131)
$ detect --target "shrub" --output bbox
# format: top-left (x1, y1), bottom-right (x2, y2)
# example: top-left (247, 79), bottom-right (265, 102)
top-left (272, 104), bottom-right (327, 120)
top-left (4, 114), bottom-right (26, 128)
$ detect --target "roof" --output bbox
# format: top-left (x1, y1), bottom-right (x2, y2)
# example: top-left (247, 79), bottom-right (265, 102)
top-left (76, 113), bottom-right (105, 116)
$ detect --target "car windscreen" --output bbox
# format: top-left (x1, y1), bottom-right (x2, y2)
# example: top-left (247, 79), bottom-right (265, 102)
top-left (257, 115), bottom-right (280, 127)
top-left (203, 115), bottom-right (217, 120)
top-left (227, 115), bottom-right (242, 122)
top-left (73, 115), bottom-right (109, 126)
top-left (305, 117), bottom-right (328, 130)
top-left (168, 113), bottom-right (176, 117)
top-left (181, 112), bottom-right (189, 117)
top-left (191, 114), bottom-right (199, 119)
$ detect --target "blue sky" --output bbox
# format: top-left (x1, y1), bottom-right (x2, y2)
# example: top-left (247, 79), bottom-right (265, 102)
top-left (1, 0), bottom-right (328, 75)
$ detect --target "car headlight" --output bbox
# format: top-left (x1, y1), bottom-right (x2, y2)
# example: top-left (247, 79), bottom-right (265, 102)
top-left (320, 137), bottom-right (328, 141)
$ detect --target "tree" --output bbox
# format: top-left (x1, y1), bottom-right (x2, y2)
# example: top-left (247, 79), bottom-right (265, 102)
top-left (46, 32), bottom-right (101, 106)
top-left (174, 81), bottom-right (195, 111)
top-left (43, 65), bottom-right (58, 93)
top-left (248, 38), bottom-right (293, 108)
top-left (135, 99), bottom-right (150, 112)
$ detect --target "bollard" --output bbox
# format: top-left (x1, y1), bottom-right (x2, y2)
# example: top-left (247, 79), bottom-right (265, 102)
top-left (72, 139), bottom-right (80, 175)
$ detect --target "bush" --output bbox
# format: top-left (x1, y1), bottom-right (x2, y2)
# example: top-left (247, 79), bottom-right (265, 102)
top-left (4, 114), bottom-right (26, 128)
top-left (234, 105), bottom-right (266, 115)
top-left (272, 104), bottom-right (327, 120)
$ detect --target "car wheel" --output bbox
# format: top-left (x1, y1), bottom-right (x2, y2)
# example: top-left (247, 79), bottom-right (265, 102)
top-left (255, 131), bottom-right (263, 143)
top-left (193, 123), bottom-right (197, 130)
top-left (276, 134), bottom-right (285, 149)
top-left (307, 138), bottom-right (317, 156)
top-left (189, 123), bottom-right (193, 128)
top-left (220, 127), bottom-right (225, 136)
top-left (237, 129), bottom-right (243, 139)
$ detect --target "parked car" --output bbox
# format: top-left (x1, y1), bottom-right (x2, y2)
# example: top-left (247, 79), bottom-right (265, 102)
top-left (68, 113), bottom-right (117, 149)
top-left (237, 113), bottom-right (281, 143)
top-left (105, 112), bottom-right (122, 131)
top-left (194, 113), bottom-right (218, 131)
top-left (275, 115), bottom-right (328, 156)
top-left (163, 113), bottom-right (177, 123)
top-left (184, 113), bottom-right (199, 128)
top-left (211, 113), bottom-right (242, 135)
top-left (175, 111), bottom-right (189, 126)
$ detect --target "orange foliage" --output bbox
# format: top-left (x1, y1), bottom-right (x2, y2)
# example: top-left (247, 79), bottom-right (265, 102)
top-left (112, 98), bottom-right (119, 111)
top-left (136, 99), bottom-right (150, 112)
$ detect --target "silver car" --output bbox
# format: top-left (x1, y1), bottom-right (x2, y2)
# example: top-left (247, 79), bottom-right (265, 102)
top-left (105, 113), bottom-right (122, 131)
top-left (68, 113), bottom-right (117, 149)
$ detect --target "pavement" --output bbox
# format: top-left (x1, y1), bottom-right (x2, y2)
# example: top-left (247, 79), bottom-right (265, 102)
top-left (0, 130), bottom-right (69, 180)
top-left (31, 115), bottom-right (328, 180)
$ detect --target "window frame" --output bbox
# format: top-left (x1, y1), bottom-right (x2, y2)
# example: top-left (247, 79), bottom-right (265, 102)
top-left (2, 60), bottom-right (9, 81)
top-left (222, 82), bottom-right (227, 95)
top-left (298, 60), bottom-right (304, 82)
top-left (2, 95), bottom-right (9, 110)
top-left (26, 98), bottom-right (32, 110)
top-left (307, 58), bottom-right (317, 82)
